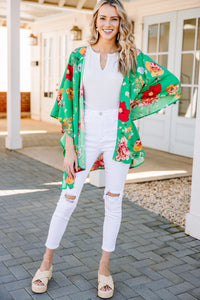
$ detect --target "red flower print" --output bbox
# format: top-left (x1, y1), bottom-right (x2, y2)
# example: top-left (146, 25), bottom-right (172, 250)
top-left (141, 84), bottom-right (161, 100)
top-left (131, 84), bottom-right (161, 109)
top-left (166, 84), bottom-right (179, 95)
top-left (61, 126), bottom-right (65, 133)
top-left (91, 154), bottom-right (105, 170)
top-left (66, 87), bottom-right (73, 100)
top-left (78, 121), bottom-right (81, 137)
top-left (65, 64), bottom-right (73, 81)
top-left (56, 88), bottom-right (63, 107)
top-left (146, 61), bottom-right (164, 77)
top-left (79, 81), bottom-right (84, 98)
top-left (130, 100), bottom-right (140, 109)
top-left (133, 139), bottom-right (143, 152)
top-left (131, 97), bottom-right (159, 109)
top-left (116, 136), bottom-right (130, 161)
top-left (62, 117), bottom-right (73, 133)
top-left (78, 109), bottom-right (85, 137)
top-left (118, 101), bottom-right (130, 122)
top-left (79, 47), bottom-right (87, 56)
top-left (66, 176), bottom-right (75, 184)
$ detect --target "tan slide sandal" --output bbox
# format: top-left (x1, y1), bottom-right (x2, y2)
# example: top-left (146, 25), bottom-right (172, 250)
top-left (32, 265), bottom-right (53, 294)
top-left (98, 271), bottom-right (114, 299)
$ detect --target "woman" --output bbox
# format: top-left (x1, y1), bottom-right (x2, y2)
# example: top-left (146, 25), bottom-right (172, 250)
top-left (32, 0), bottom-right (181, 298)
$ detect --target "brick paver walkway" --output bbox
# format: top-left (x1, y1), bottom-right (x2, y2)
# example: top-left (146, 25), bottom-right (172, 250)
top-left (1, 137), bottom-right (200, 299)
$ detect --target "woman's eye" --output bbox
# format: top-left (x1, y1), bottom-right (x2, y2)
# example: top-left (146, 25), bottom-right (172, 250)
top-left (100, 17), bottom-right (105, 20)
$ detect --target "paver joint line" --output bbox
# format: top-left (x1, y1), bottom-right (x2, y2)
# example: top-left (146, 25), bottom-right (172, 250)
top-left (0, 128), bottom-right (199, 300)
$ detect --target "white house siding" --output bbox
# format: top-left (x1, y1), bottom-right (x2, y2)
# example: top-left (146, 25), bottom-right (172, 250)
top-left (124, 0), bottom-right (200, 49)
top-left (124, 0), bottom-right (200, 158)
top-left (30, 0), bottom-right (200, 125)
top-left (30, 12), bottom-right (91, 122)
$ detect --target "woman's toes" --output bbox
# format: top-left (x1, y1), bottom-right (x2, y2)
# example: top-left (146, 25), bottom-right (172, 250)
top-left (33, 279), bottom-right (44, 286)
top-left (100, 285), bottom-right (112, 291)
top-left (106, 285), bottom-right (112, 291)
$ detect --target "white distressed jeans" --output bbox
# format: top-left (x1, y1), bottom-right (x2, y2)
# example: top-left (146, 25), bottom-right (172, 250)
top-left (45, 108), bottom-right (130, 252)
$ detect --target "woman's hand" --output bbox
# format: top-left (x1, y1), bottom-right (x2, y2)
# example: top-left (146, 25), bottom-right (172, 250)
top-left (64, 134), bottom-right (78, 179)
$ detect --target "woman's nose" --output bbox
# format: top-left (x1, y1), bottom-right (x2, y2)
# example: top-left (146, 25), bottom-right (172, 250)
top-left (105, 19), bottom-right (111, 26)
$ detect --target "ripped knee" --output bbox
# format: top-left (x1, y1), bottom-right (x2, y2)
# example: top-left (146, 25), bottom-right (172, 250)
top-left (106, 192), bottom-right (120, 197)
top-left (65, 194), bottom-right (76, 203)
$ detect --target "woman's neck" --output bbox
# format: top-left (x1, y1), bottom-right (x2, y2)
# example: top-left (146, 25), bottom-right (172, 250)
top-left (93, 38), bottom-right (118, 53)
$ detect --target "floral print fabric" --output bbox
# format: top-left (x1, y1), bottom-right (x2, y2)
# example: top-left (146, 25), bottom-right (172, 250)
top-left (50, 46), bottom-right (181, 189)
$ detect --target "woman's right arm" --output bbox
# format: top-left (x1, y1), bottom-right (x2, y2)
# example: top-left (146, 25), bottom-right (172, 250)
top-left (50, 52), bottom-right (74, 137)
top-left (50, 51), bottom-right (78, 179)
top-left (63, 134), bottom-right (78, 179)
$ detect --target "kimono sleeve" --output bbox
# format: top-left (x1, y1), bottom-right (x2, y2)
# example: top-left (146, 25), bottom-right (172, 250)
top-left (50, 53), bottom-right (74, 138)
top-left (130, 52), bottom-right (182, 120)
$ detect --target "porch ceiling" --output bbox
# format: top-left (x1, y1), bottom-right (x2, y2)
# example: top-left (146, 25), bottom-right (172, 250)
top-left (0, 0), bottom-right (134, 28)
top-left (0, 0), bottom-right (95, 24)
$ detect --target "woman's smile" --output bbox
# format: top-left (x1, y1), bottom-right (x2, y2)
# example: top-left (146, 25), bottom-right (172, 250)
top-left (103, 29), bottom-right (113, 34)
top-left (96, 4), bottom-right (120, 41)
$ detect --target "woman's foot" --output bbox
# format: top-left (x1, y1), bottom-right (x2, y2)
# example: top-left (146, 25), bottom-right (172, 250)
top-left (33, 259), bottom-right (52, 286)
top-left (32, 265), bottom-right (53, 294)
top-left (98, 260), bottom-right (112, 292)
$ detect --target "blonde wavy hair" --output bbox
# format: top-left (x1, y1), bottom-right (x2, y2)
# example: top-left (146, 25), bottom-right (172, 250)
top-left (88, 0), bottom-right (137, 77)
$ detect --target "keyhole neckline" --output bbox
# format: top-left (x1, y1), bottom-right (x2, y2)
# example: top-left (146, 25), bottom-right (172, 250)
top-left (89, 45), bottom-right (118, 71)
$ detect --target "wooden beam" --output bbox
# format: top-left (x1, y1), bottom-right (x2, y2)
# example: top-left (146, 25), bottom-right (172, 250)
top-left (0, 15), bottom-right (34, 23)
top-left (58, 0), bottom-right (65, 7)
top-left (77, 0), bottom-right (87, 10)
top-left (38, 0), bottom-right (45, 4)
top-left (20, 22), bottom-right (31, 29)
top-left (21, 1), bottom-right (93, 14)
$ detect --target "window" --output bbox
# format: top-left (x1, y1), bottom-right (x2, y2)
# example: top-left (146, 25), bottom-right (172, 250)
top-left (179, 18), bottom-right (200, 118)
top-left (42, 37), bottom-right (54, 98)
top-left (146, 22), bottom-right (170, 115)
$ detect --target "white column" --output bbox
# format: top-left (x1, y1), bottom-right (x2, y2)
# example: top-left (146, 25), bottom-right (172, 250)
top-left (185, 68), bottom-right (200, 239)
top-left (6, 0), bottom-right (22, 149)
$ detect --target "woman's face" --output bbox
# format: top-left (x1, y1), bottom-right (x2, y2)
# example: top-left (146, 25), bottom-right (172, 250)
top-left (96, 4), bottom-right (120, 42)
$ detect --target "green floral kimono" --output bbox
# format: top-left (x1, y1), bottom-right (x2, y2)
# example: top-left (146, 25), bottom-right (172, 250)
top-left (50, 46), bottom-right (181, 189)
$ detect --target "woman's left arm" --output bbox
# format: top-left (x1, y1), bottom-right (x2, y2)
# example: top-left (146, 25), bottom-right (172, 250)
top-left (130, 52), bottom-right (182, 121)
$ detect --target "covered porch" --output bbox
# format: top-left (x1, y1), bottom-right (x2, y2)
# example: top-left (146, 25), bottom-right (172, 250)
top-left (1, 0), bottom-right (200, 241)
top-left (0, 118), bottom-right (193, 183)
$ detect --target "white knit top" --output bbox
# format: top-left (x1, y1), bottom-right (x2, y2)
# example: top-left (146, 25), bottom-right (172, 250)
top-left (83, 45), bottom-right (124, 110)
